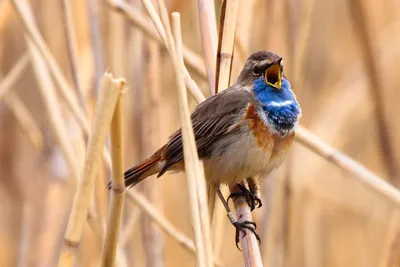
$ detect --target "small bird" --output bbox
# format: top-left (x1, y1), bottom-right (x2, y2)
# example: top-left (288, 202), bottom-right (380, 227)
top-left (115, 51), bottom-right (301, 246)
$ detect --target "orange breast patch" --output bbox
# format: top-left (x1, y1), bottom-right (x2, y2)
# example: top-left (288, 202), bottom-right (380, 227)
top-left (244, 103), bottom-right (295, 154)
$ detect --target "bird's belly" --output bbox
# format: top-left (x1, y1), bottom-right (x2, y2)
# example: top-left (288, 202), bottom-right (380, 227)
top-left (202, 127), bottom-right (294, 186)
top-left (203, 130), bottom-right (273, 186)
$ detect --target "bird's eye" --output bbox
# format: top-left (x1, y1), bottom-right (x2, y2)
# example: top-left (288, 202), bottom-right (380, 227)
top-left (253, 66), bottom-right (262, 75)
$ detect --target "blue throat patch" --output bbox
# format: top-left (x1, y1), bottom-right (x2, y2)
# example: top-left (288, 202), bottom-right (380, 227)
top-left (253, 77), bottom-right (301, 133)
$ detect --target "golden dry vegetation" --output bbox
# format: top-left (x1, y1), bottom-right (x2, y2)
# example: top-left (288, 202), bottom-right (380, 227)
top-left (0, 0), bottom-right (400, 267)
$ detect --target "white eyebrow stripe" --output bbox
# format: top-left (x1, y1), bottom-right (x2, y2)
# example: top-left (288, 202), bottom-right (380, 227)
top-left (266, 100), bottom-right (294, 107)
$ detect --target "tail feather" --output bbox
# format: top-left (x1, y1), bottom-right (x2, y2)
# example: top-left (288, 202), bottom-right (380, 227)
top-left (107, 146), bottom-right (165, 189)
top-left (123, 156), bottom-right (161, 188)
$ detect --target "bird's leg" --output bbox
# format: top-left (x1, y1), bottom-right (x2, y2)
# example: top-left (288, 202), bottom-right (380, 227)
top-left (246, 178), bottom-right (262, 209)
top-left (227, 181), bottom-right (262, 211)
top-left (216, 187), bottom-right (261, 250)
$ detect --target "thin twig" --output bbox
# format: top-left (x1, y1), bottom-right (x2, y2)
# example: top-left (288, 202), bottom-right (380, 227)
top-left (296, 126), bottom-right (400, 206)
top-left (3, 92), bottom-right (44, 150)
top-left (0, 52), bottom-right (30, 100)
top-left (171, 12), bottom-right (209, 267)
top-left (347, 0), bottom-right (399, 182)
top-left (197, 0), bottom-right (218, 95)
top-left (59, 73), bottom-right (124, 266)
top-left (101, 87), bottom-right (126, 267)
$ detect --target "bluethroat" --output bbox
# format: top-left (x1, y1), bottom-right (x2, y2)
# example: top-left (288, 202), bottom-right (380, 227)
top-left (111, 51), bottom-right (301, 247)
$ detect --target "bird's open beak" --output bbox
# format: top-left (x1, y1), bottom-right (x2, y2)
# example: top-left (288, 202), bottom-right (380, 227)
top-left (265, 58), bottom-right (282, 89)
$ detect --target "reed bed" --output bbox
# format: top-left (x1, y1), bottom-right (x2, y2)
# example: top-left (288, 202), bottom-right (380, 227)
top-left (0, 1), bottom-right (400, 267)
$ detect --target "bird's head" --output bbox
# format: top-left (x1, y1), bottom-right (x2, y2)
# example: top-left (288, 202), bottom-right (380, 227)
top-left (237, 51), bottom-right (284, 90)
top-left (237, 51), bottom-right (301, 134)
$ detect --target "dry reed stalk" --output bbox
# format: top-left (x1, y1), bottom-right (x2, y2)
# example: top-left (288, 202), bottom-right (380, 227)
top-left (133, 8), bottom-right (210, 261)
top-left (196, 161), bottom-right (214, 267)
top-left (215, 1), bottom-right (262, 265)
top-left (197, 0), bottom-right (218, 95)
top-left (0, 52), bottom-right (30, 100)
top-left (3, 92), bottom-right (43, 150)
top-left (171, 12), bottom-right (210, 267)
top-left (101, 89), bottom-right (126, 267)
top-left (142, 0), bottom-right (206, 103)
top-left (0, 56), bottom-right (42, 149)
top-left (59, 73), bottom-right (124, 267)
top-left (347, 0), bottom-right (399, 182)
top-left (126, 190), bottom-right (224, 267)
top-left (210, 0), bottom-right (240, 258)
top-left (110, 0), bottom-right (206, 78)
top-left (214, 0), bottom-right (239, 93)
top-left (10, 0), bottom-right (89, 133)
top-left (232, 190), bottom-right (263, 267)
top-left (25, 35), bottom-right (79, 180)
top-left (108, 0), bottom-right (206, 103)
top-left (11, 0), bottom-right (115, 176)
top-left (295, 126), bottom-right (400, 206)
top-left (60, 0), bottom-right (86, 110)
top-left (87, 0), bottom-right (106, 95)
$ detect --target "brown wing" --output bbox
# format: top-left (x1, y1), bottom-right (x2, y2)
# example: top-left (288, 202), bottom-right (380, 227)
top-left (158, 87), bottom-right (253, 176)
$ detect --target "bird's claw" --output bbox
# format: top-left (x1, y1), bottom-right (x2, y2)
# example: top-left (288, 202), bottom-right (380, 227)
top-left (228, 184), bottom-right (262, 211)
top-left (233, 220), bottom-right (261, 250)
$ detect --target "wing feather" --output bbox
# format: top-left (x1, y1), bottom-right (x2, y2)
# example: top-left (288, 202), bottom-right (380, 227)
top-left (158, 88), bottom-right (253, 176)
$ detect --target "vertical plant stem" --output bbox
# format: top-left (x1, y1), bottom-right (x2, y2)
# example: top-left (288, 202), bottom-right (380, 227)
top-left (101, 89), bottom-right (126, 267)
top-left (214, 0), bottom-right (239, 93)
top-left (171, 12), bottom-right (208, 267)
top-left (197, 0), bottom-right (218, 95)
top-left (231, 183), bottom-right (263, 267)
top-left (59, 73), bottom-right (124, 267)
top-left (211, 0), bottom-right (244, 262)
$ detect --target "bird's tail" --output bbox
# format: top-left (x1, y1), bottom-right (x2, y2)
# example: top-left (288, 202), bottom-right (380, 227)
top-left (107, 145), bottom-right (165, 189)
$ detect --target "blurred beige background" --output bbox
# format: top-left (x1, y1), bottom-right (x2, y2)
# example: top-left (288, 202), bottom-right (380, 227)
top-left (0, 0), bottom-right (400, 266)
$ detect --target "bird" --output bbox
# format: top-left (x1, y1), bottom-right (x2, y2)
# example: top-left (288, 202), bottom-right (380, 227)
top-left (110, 51), bottom-right (301, 247)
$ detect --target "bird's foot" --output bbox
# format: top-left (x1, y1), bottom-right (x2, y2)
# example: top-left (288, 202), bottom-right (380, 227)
top-left (228, 183), bottom-right (262, 211)
top-left (233, 220), bottom-right (261, 250)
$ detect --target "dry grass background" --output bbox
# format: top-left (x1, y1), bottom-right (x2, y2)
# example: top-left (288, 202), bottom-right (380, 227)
top-left (0, 0), bottom-right (400, 266)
